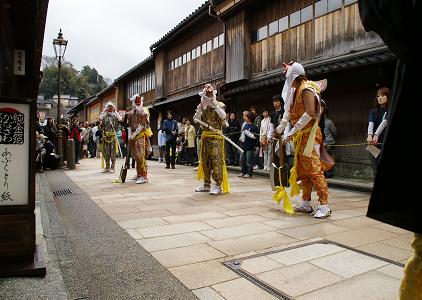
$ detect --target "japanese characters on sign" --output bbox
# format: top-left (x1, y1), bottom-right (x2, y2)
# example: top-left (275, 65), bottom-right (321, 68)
top-left (0, 103), bottom-right (29, 206)
top-left (14, 50), bottom-right (25, 76)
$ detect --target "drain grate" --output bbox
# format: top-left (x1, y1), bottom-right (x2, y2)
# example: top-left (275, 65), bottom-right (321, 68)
top-left (223, 240), bottom-right (405, 299)
top-left (53, 189), bottom-right (73, 197)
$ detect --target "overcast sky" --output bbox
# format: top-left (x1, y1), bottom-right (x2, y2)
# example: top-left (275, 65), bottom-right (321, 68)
top-left (42, 0), bottom-right (204, 80)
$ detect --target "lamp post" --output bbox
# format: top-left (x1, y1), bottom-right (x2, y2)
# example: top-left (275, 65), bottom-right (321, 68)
top-left (53, 29), bottom-right (68, 164)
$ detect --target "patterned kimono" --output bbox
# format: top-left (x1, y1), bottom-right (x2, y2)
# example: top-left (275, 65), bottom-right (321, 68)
top-left (99, 113), bottom-right (120, 171)
top-left (289, 81), bottom-right (329, 204)
top-left (127, 109), bottom-right (152, 179)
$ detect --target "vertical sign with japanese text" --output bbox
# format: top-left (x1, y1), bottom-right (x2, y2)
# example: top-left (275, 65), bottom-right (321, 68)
top-left (14, 50), bottom-right (25, 76)
top-left (0, 103), bottom-right (29, 205)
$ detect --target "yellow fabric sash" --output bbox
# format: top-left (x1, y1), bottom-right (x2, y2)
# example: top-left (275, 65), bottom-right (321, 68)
top-left (272, 166), bottom-right (294, 214)
top-left (196, 131), bottom-right (229, 193)
top-left (100, 131), bottom-right (119, 169)
top-left (132, 127), bottom-right (153, 141)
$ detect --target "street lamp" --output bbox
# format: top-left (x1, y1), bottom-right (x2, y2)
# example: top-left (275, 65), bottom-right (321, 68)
top-left (53, 28), bottom-right (68, 164)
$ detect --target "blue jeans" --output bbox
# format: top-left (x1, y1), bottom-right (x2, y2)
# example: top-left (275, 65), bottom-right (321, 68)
top-left (241, 150), bottom-right (254, 176)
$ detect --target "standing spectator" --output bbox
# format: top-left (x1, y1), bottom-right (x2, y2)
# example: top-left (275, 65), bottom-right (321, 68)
top-left (163, 110), bottom-right (178, 169)
top-left (250, 106), bottom-right (262, 170)
top-left (178, 117), bottom-right (187, 165)
top-left (320, 100), bottom-right (336, 178)
top-left (69, 117), bottom-right (82, 164)
top-left (157, 127), bottom-right (166, 163)
top-left (92, 121), bottom-right (100, 158)
top-left (60, 120), bottom-right (70, 164)
top-left (260, 108), bottom-right (274, 171)
top-left (184, 119), bottom-right (196, 166)
top-left (226, 113), bottom-right (241, 166)
top-left (239, 112), bottom-right (259, 178)
top-left (271, 95), bottom-right (284, 127)
top-left (367, 87), bottom-right (389, 176)
top-left (81, 122), bottom-right (89, 159)
top-left (43, 117), bottom-right (57, 148)
top-left (116, 126), bottom-right (123, 158)
top-left (87, 123), bottom-right (95, 158)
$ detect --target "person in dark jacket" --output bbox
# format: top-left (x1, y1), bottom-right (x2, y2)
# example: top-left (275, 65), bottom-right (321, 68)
top-left (359, 1), bottom-right (420, 297)
top-left (162, 110), bottom-right (178, 169)
top-left (226, 113), bottom-right (241, 165)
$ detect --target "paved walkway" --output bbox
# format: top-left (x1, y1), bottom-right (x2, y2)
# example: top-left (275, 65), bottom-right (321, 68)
top-left (62, 158), bottom-right (411, 299)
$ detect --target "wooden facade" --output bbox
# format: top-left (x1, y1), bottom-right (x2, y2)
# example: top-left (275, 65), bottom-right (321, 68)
top-left (247, 1), bottom-right (382, 77)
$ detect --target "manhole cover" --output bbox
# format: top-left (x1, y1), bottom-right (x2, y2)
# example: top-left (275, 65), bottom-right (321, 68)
top-left (53, 189), bottom-right (73, 197)
top-left (223, 240), bottom-right (404, 299)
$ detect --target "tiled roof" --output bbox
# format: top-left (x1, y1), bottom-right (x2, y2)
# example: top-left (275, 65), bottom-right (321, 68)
top-left (114, 56), bottom-right (154, 83)
top-left (150, 2), bottom-right (209, 51)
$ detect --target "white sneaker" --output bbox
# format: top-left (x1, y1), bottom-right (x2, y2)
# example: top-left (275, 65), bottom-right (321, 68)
top-left (102, 169), bottom-right (109, 173)
top-left (293, 200), bottom-right (313, 213)
top-left (242, 174), bottom-right (251, 178)
top-left (195, 184), bottom-right (210, 192)
top-left (313, 205), bottom-right (332, 219)
top-left (238, 173), bottom-right (245, 177)
top-left (135, 177), bottom-right (145, 184)
top-left (253, 165), bottom-right (259, 170)
top-left (209, 185), bottom-right (222, 195)
top-left (193, 167), bottom-right (198, 171)
top-left (131, 175), bottom-right (138, 181)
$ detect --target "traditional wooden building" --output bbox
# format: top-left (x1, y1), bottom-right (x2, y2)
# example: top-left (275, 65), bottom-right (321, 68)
top-left (0, 0), bottom-right (49, 275)
top-left (113, 56), bottom-right (157, 144)
top-left (150, 2), bottom-right (225, 125)
top-left (210, 0), bottom-right (396, 178)
top-left (85, 85), bottom-right (117, 123)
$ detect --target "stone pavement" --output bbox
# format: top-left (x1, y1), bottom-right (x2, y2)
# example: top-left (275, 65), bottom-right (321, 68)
top-left (63, 158), bottom-right (412, 299)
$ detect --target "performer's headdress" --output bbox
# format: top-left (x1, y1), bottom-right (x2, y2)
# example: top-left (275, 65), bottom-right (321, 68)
top-left (281, 62), bottom-right (305, 113)
top-left (199, 83), bottom-right (217, 109)
top-left (104, 101), bottom-right (116, 112)
top-left (130, 94), bottom-right (144, 105)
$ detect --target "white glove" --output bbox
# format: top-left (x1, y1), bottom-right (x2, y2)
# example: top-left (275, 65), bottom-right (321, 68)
top-left (244, 130), bottom-right (256, 139)
top-left (194, 104), bottom-right (203, 121)
top-left (276, 112), bottom-right (290, 134)
top-left (214, 102), bottom-right (226, 120)
top-left (286, 112), bottom-right (312, 138)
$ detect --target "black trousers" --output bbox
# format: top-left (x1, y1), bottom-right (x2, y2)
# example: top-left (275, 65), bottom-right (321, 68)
top-left (165, 140), bottom-right (176, 166)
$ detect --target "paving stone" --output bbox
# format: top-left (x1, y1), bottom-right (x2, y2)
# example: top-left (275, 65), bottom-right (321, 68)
top-left (151, 244), bottom-right (225, 267)
top-left (239, 256), bottom-right (284, 274)
top-left (279, 223), bottom-right (349, 240)
top-left (331, 216), bottom-right (380, 229)
top-left (296, 271), bottom-right (400, 300)
top-left (212, 278), bottom-right (278, 300)
top-left (118, 217), bottom-right (169, 229)
top-left (256, 262), bottom-right (344, 297)
top-left (324, 227), bottom-right (398, 247)
top-left (193, 287), bottom-right (225, 300)
top-left (169, 260), bottom-right (239, 289)
top-left (201, 223), bottom-right (276, 241)
top-left (138, 232), bottom-right (211, 252)
top-left (163, 212), bottom-right (227, 224)
top-left (357, 242), bottom-right (413, 262)
top-left (380, 235), bottom-right (414, 252)
top-left (137, 222), bottom-right (214, 238)
top-left (209, 232), bottom-right (297, 255)
top-left (267, 243), bottom-right (345, 266)
top-left (377, 264), bottom-right (404, 280)
top-left (310, 250), bottom-right (388, 278)
top-left (204, 215), bottom-right (271, 228)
